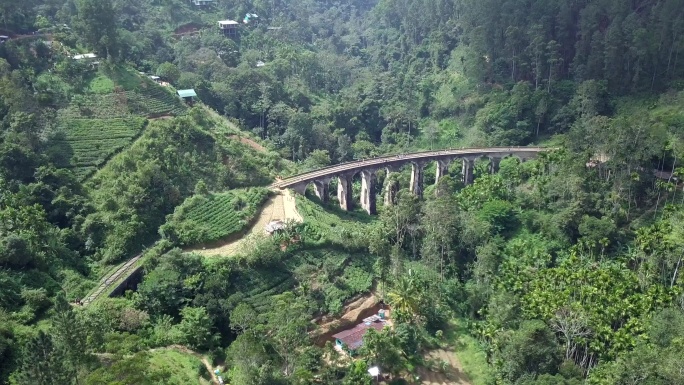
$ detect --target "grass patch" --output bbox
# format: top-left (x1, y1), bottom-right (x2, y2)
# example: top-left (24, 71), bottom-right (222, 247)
top-left (160, 188), bottom-right (270, 247)
top-left (102, 64), bottom-right (145, 91)
top-left (445, 319), bottom-right (493, 385)
top-left (148, 349), bottom-right (211, 385)
top-left (89, 74), bottom-right (115, 94)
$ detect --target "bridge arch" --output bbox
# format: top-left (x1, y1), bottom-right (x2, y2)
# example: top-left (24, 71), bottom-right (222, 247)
top-left (275, 147), bottom-right (550, 214)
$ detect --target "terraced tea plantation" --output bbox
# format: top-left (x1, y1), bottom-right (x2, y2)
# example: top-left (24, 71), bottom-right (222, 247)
top-left (226, 268), bottom-right (296, 313)
top-left (126, 86), bottom-right (188, 117)
top-left (52, 117), bottom-right (147, 180)
top-left (60, 85), bottom-right (187, 120)
top-left (223, 249), bottom-right (375, 315)
top-left (61, 66), bottom-right (188, 120)
top-left (57, 94), bottom-right (129, 120)
top-left (52, 66), bottom-right (189, 179)
top-left (161, 188), bottom-right (270, 246)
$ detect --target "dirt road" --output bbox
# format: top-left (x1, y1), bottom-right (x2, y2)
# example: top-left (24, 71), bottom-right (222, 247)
top-left (192, 189), bottom-right (301, 257)
top-left (417, 349), bottom-right (472, 385)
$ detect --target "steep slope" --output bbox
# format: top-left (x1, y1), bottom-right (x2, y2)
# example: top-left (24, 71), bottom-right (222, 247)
top-left (46, 64), bottom-right (189, 180)
top-left (83, 110), bottom-right (285, 264)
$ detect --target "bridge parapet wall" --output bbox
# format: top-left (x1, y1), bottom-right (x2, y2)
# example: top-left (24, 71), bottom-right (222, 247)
top-left (277, 147), bottom-right (551, 214)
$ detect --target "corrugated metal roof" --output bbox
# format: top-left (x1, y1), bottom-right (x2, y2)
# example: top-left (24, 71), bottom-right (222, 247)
top-left (177, 89), bottom-right (197, 98)
top-left (332, 320), bottom-right (386, 350)
top-left (73, 53), bottom-right (97, 60)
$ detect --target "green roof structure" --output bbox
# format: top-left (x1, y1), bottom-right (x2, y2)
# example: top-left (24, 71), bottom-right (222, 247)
top-left (177, 89), bottom-right (197, 98)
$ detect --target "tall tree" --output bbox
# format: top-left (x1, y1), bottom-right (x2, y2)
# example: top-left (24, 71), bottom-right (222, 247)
top-left (12, 332), bottom-right (72, 385)
top-left (52, 293), bottom-right (92, 382)
top-left (73, 0), bottom-right (119, 58)
top-left (262, 292), bottom-right (311, 376)
top-left (421, 192), bottom-right (458, 280)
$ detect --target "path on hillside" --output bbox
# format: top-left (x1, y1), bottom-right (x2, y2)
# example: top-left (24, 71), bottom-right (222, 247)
top-left (418, 349), bottom-right (472, 385)
top-left (191, 189), bottom-right (301, 257)
top-left (229, 135), bottom-right (267, 152)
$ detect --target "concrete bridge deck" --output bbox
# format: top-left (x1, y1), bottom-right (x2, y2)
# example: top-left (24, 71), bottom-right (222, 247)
top-left (273, 146), bottom-right (549, 214)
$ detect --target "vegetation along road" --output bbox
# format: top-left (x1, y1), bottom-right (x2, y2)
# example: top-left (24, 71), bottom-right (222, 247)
top-left (192, 189), bottom-right (302, 257)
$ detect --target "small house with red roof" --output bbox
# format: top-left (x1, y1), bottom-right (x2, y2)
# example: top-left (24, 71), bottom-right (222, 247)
top-left (332, 312), bottom-right (388, 355)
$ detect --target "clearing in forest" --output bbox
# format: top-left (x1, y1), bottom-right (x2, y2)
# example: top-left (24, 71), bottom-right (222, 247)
top-left (148, 346), bottom-right (218, 384)
top-left (191, 189), bottom-right (301, 257)
top-left (418, 349), bottom-right (472, 385)
top-left (314, 292), bottom-right (381, 343)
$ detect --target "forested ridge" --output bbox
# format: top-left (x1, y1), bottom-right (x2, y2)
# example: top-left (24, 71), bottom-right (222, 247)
top-left (0, 0), bottom-right (684, 384)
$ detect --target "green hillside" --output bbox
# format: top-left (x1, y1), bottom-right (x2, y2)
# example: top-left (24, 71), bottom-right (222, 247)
top-left (1, 0), bottom-right (684, 384)
top-left (47, 65), bottom-right (189, 179)
top-left (84, 113), bottom-right (279, 264)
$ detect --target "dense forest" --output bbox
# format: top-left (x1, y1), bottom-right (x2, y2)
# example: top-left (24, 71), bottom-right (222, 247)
top-left (0, 0), bottom-right (683, 384)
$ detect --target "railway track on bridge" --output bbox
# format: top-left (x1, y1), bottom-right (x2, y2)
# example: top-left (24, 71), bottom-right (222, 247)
top-left (273, 146), bottom-right (548, 188)
top-left (82, 253), bottom-right (143, 306)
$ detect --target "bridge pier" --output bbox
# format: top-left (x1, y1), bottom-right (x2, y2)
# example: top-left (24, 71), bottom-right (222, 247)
top-left (435, 159), bottom-right (451, 186)
top-left (410, 162), bottom-right (425, 198)
top-left (337, 174), bottom-right (353, 211)
top-left (275, 148), bottom-right (548, 212)
top-left (360, 170), bottom-right (377, 215)
top-left (462, 159), bottom-right (475, 185)
top-left (489, 157), bottom-right (501, 174)
top-left (384, 175), bottom-right (399, 206)
top-left (313, 180), bottom-right (329, 202)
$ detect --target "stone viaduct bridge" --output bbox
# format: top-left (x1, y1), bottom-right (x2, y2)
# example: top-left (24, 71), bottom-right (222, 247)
top-left (273, 147), bottom-right (549, 214)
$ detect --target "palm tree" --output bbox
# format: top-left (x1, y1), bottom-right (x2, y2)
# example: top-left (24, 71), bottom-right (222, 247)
top-left (387, 275), bottom-right (420, 319)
